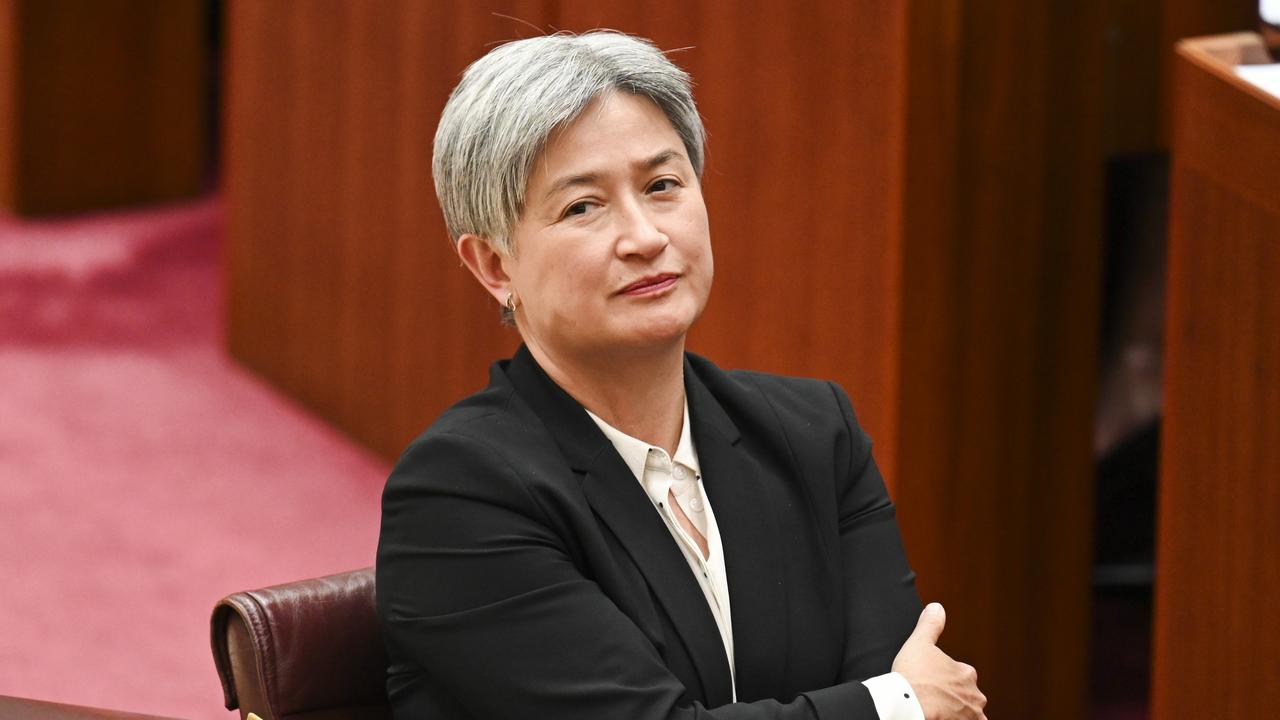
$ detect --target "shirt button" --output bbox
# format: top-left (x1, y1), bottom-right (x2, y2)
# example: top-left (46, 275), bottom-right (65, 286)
top-left (672, 466), bottom-right (685, 479)
top-left (689, 497), bottom-right (704, 512)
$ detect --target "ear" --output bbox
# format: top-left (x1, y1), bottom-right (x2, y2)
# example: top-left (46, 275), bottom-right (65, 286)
top-left (456, 233), bottom-right (514, 305)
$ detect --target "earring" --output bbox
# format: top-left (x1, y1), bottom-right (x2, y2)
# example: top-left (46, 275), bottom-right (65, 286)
top-left (504, 292), bottom-right (517, 313)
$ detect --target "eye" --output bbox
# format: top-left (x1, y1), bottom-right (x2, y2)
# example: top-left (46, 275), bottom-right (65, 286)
top-left (648, 178), bottom-right (679, 193)
top-left (561, 200), bottom-right (596, 219)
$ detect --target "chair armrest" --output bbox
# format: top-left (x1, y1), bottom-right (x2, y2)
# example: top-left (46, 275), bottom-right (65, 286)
top-left (210, 567), bottom-right (389, 720)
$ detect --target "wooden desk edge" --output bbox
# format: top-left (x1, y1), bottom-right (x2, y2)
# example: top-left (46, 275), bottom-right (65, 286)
top-left (0, 696), bottom-right (187, 720)
top-left (1177, 33), bottom-right (1280, 113)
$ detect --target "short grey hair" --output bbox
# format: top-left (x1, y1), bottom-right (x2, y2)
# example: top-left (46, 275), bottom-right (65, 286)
top-left (432, 31), bottom-right (706, 257)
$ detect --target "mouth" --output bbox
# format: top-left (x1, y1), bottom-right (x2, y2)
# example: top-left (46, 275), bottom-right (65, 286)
top-left (618, 273), bottom-right (680, 296)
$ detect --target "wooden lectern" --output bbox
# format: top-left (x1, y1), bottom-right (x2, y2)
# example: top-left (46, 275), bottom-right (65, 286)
top-left (1153, 32), bottom-right (1280, 719)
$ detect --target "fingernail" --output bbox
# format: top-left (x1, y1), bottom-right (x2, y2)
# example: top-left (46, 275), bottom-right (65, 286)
top-left (925, 602), bottom-right (943, 615)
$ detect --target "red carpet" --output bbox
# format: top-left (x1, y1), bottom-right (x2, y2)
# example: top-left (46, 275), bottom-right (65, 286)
top-left (0, 197), bottom-right (389, 719)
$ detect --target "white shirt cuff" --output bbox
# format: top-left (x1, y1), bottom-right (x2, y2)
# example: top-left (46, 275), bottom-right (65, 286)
top-left (861, 672), bottom-right (926, 720)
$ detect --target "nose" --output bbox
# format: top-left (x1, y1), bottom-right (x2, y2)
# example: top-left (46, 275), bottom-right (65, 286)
top-left (614, 198), bottom-right (668, 260)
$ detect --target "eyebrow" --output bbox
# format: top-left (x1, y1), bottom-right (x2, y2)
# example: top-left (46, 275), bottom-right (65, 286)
top-left (540, 149), bottom-right (687, 204)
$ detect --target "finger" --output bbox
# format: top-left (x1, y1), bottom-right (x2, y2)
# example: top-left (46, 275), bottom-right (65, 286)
top-left (908, 602), bottom-right (946, 645)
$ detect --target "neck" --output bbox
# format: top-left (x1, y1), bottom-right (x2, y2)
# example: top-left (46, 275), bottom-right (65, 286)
top-left (525, 338), bottom-right (686, 456)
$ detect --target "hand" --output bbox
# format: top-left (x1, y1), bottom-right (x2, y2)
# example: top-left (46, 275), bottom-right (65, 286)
top-left (891, 603), bottom-right (988, 720)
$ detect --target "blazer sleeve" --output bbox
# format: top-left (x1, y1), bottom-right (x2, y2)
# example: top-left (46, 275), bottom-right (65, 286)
top-left (377, 429), bottom-right (878, 720)
top-left (818, 380), bottom-right (923, 691)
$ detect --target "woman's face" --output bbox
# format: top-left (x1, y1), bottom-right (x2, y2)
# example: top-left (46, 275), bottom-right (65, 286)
top-left (501, 92), bottom-right (713, 363)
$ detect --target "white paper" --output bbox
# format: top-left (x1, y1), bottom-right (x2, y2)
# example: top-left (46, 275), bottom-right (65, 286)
top-left (1236, 64), bottom-right (1280, 99)
top-left (1262, 0), bottom-right (1280, 26)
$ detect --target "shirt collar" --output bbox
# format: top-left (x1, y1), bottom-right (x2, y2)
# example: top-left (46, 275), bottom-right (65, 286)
top-left (585, 399), bottom-right (700, 482)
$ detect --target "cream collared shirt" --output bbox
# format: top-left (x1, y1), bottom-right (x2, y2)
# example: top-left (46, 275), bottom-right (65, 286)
top-left (586, 400), bottom-right (925, 719)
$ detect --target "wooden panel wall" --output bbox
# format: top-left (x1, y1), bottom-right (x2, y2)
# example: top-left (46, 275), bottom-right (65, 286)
top-left (225, 1), bottom-right (545, 460)
top-left (0, 0), bottom-right (15, 210)
top-left (1102, 0), bottom-right (1257, 155)
top-left (225, 3), bottom-right (1099, 717)
top-left (1154, 35), bottom-right (1280, 719)
top-left (894, 3), bottom-right (1104, 718)
top-left (0, 0), bottom-right (207, 216)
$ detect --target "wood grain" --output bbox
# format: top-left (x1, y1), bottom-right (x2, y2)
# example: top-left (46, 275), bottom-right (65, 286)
top-left (1155, 0), bottom-right (1259, 148)
top-left (0, 0), bottom-right (206, 215)
top-left (1101, 0), bottom-right (1257, 155)
top-left (1153, 34), bottom-right (1280, 719)
top-left (893, 2), bottom-right (1104, 717)
top-left (0, 0), bottom-right (14, 210)
top-left (224, 2), bottom-right (543, 460)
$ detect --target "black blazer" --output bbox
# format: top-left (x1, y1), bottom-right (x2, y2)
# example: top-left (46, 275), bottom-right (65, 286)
top-left (376, 346), bottom-right (921, 719)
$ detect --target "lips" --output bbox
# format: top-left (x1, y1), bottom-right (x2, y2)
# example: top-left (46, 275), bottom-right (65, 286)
top-left (618, 273), bottom-right (679, 295)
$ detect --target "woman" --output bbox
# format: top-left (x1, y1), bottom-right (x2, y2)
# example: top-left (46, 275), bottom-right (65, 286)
top-left (377, 31), bottom-right (986, 720)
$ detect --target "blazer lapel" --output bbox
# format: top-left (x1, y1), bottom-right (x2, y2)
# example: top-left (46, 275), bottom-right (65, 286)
top-left (686, 365), bottom-right (789, 701)
top-left (580, 454), bottom-right (735, 706)
top-left (502, 346), bottom-right (735, 706)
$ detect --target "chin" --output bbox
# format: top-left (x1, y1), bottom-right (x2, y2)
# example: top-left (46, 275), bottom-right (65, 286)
top-left (623, 314), bottom-right (695, 349)
top-left (604, 293), bottom-right (707, 352)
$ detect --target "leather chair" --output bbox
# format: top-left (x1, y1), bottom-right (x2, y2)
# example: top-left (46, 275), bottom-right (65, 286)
top-left (210, 568), bottom-right (390, 720)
